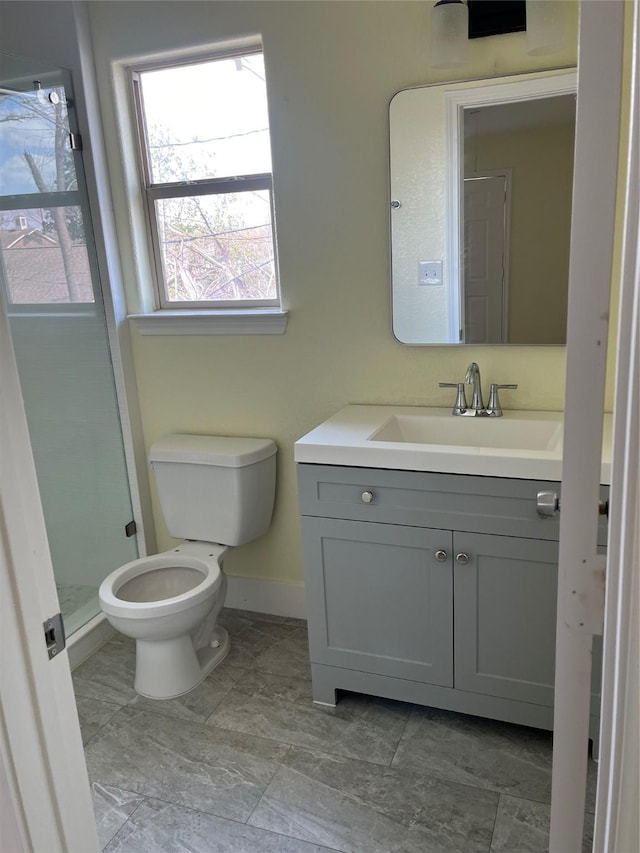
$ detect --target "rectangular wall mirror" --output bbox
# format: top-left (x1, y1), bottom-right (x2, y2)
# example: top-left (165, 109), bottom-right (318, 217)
top-left (390, 70), bottom-right (576, 345)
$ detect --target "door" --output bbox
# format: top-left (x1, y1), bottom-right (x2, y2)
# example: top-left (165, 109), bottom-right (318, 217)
top-left (0, 58), bottom-right (138, 636)
top-left (302, 517), bottom-right (454, 686)
top-left (463, 174), bottom-right (508, 343)
top-left (454, 532), bottom-right (559, 707)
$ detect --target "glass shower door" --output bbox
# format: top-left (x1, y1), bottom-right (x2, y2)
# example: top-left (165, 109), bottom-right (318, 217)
top-left (0, 52), bottom-right (138, 636)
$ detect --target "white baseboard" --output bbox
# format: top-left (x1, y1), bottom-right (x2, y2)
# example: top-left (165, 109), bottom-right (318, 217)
top-left (67, 613), bottom-right (115, 670)
top-left (225, 576), bottom-right (307, 620)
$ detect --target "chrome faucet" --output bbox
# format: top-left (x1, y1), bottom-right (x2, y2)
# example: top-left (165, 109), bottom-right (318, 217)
top-left (439, 363), bottom-right (518, 416)
top-left (464, 362), bottom-right (484, 413)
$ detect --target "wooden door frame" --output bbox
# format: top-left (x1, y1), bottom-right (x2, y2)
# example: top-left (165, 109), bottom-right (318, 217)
top-left (592, 0), bottom-right (639, 848)
top-left (549, 1), bottom-right (631, 850)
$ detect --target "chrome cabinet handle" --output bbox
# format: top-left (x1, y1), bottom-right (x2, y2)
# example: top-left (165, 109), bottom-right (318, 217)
top-left (537, 490), bottom-right (560, 517)
top-left (537, 490), bottom-right (607, 519)
top-left (455, 552), bottom-right (470, 565)
top-left (435, 549), bottom-right (448, 562)
top-left (361, 490), bottom-right (374, 504)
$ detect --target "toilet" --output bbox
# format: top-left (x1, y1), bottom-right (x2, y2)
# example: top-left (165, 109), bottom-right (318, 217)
top-left (99, 434), bottom-right (277, 699)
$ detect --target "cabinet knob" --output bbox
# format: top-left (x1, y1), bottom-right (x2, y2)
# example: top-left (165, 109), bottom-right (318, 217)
top-left (455, 552), bottom-right (470, 565)
top-left (361, 490), bottom-right (374, 504)
top-left (537, 490), bottom-right (560, 517)
top-left (435, 549), bottom-right (448, 562)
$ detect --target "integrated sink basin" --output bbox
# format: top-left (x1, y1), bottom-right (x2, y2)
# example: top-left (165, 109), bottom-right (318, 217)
top-left (369, 412), bottom-right (563, 452)
top-left (294, 404), bottom-right (612, 482)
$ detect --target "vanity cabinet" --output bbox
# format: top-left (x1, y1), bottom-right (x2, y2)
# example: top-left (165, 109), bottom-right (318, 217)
top-left (298, 463), bottom-right (607, 737)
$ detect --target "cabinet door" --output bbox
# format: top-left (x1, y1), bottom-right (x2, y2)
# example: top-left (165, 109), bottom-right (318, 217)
top-left (301, 517), bottom-right (453, 686)
top-left (454, 532), bottom-right (559, 706)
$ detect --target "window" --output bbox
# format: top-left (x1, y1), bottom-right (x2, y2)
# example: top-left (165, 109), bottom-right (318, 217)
top-left (0, 81), bottom-right (96, 312)
top-left (131, 49), bottom-right (281, 313)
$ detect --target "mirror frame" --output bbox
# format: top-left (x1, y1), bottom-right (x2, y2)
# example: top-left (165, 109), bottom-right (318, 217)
top-left (390, 68), bottom-right (577, 345)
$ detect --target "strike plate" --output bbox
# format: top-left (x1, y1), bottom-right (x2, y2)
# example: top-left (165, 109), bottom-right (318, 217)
top-left (565, 554), bottom-right (607, 635)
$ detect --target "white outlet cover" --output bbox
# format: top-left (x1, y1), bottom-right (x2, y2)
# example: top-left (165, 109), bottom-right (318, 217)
top-left (418, 260), bottom-right (443, 285)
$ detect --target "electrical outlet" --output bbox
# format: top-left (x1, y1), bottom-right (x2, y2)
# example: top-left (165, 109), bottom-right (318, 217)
top-left (418, 260), bottom-right (443, 285)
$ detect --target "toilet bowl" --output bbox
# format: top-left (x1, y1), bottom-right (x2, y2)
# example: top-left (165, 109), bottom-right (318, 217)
top-left (99, 541), bottom-right (229, 699)
top-left (99, 433), bottom-right (277, 700)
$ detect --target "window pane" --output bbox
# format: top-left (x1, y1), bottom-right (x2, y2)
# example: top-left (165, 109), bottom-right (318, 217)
top-left (155, 191), bottom-right (276, 303)
top-left (0, 206), bottom-right (94, 304)
top-left (140, 54), bottom-right (272, 184)
top-left (0, 85), bottom-right (76, 195)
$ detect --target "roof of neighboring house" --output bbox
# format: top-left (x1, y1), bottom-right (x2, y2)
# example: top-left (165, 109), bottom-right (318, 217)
top-left (0, 228), bottom-right (58, 250)
top-left (1, 230), bottom-right (94, 304)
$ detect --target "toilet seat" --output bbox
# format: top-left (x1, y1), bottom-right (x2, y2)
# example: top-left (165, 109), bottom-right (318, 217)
top-left (99, 542), bottom-right (227, 621)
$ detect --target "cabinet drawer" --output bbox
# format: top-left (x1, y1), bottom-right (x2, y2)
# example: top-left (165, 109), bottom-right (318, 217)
top-left (298, 464), bottom-right (609, 543)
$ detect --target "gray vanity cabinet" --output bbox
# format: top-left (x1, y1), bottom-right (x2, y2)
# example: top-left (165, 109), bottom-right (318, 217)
top-left (298, 463), bottom-right (607, 736)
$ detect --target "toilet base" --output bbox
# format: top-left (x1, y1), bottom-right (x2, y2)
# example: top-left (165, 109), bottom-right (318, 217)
top-left (134, 627), bottom-right (230, 700)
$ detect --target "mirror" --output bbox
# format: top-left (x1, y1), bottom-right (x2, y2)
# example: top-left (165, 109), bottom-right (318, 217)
top-left (390, 70), bottom-right (576, 345)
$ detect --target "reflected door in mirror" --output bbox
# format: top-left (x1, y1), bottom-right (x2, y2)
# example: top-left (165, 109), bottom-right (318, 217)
top-left (464, 174), bottom-right (508, 343)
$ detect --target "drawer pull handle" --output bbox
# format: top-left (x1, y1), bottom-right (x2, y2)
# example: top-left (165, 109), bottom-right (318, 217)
top-left (361, 490), bottom-right (374, 504)
top-left (455, 552), bottom-right (470, 565)
top-left (435, 549), bottom-right (448, 562)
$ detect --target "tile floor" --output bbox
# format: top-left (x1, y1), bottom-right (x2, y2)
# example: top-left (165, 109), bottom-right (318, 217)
top-left (74, 609), bottom-right (597, 852)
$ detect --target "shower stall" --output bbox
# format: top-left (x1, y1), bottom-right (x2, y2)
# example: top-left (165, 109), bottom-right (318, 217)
top-left (0, 52), bottom-right (139, 636)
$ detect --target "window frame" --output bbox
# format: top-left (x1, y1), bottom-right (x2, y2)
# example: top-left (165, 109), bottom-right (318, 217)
top-left (129, 48), bottom-right (281, 313)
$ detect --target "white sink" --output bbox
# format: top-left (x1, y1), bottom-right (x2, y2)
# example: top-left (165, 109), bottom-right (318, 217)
top-left (369, 412), bottom-right (563, 452)
top-left (294, 405), bottom-right (612, 482)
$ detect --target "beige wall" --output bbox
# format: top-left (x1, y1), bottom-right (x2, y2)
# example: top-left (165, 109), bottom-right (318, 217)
top-left (87, 0), bottom-right (585, 587)
top-left (472, 123), bottom-right (575, 344)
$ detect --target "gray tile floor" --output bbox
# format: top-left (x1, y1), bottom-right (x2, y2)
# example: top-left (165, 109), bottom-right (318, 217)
top-left (74, 609), bottom-right (596, 852)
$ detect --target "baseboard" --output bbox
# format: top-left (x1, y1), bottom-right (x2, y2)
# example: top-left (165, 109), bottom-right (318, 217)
top-left (67, 613), bottom-right (115, 670)
top-left (225, 576), bottom-right (306, 620)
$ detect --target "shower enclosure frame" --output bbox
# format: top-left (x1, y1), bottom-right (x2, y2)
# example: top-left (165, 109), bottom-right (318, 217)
top-left (0, 15), bottom-right (156, 660)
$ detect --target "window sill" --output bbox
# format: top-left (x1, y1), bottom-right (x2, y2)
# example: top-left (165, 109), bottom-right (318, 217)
top-left (127, 308), bottom-right (288, 336)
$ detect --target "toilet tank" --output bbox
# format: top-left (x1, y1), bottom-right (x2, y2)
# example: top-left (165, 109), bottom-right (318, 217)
top-left (148, 434), bottom-right (277, 546)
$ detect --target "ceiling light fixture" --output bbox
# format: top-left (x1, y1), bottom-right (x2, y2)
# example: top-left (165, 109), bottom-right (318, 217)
top-left (430, 0), bottom-right (566, 69)
top-left (430, 0), bottom-right (469, 69)
top-left (526, 0), bottom-right (567, 56)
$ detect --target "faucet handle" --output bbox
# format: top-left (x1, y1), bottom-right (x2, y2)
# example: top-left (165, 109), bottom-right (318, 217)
top-left (439, 382), bottom-right (468, 415)
top-left (486, 383), bottom-right (518, 417)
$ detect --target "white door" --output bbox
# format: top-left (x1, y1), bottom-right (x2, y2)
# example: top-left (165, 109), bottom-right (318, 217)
top-left (463, 174), bottom-right (508, 343)
top-left (0, 285), bottom-right (99, 849)
top-left (549, 1), bottom-right (630, 851)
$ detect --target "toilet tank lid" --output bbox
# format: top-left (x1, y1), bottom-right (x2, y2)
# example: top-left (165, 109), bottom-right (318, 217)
top-left (149, 434), bottom-right (277, 467)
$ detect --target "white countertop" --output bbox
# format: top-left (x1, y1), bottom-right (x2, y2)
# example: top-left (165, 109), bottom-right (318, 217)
top-left (294, 405), bottom-right (613, 483)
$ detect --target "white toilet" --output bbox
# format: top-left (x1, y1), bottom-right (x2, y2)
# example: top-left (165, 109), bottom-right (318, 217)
top-left (99, 434), bottom-right (277, 700)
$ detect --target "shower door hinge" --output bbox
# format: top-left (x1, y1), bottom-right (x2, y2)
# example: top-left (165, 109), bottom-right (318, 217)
top-left (125, 520), bottom-right (137, 538)
top-left (68, 132), bottom-right (83, 151)
top-left (43, 613), bottom-right (66, 660)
